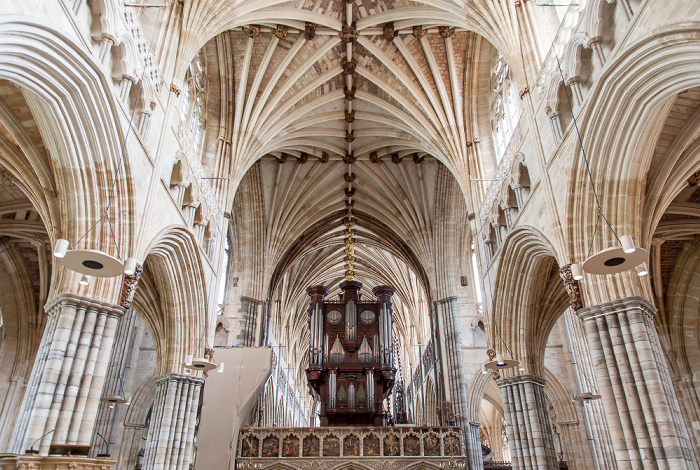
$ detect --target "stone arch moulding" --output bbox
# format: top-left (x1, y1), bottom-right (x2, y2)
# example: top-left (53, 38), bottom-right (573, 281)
top-left (138, 225), bottom-right (210, 374)
top-left (490, 226), bottom-right (561, 374)
top-left (569, 23), bottom-right (700, 251)
top-left (0, 17), bottom-right (135, 296)
top-left (468, 365), bottom-right (496, 423)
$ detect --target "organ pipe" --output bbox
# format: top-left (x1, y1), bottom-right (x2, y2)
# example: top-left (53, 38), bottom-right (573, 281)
top-left (346, 299), bottom-right (357, 342)
top-left (329, 370), bottom-right (337, 409)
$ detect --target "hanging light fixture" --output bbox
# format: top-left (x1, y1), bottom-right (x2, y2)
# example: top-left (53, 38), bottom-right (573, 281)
top-left (187, 357), bottom-right (218, 371)
top-left (484, 353), bottom-right (520, 371)
top-left (100, 376), bottom-right (129, 406)
top-left (545, 19), bottom-right (649, 278)
top-left (123, 257), bottom-right (138, 276)
top-left (79, 274), bottom-right (90, 286)
top-left (53, 239), bottom-right (69, 258)
top-left (51, 71), bottom-right (146, 279)
top-left (572, 391), bottom-right (602, 402)
top-left (635, 262), bottom-right (649, 277)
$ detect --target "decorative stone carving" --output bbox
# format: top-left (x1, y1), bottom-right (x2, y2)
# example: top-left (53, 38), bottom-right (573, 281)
top-left (119, 263), bottom-right (143, 309)
top-left (382, 22), bottom-right (396, 41)
top-left (340, 22), bottom-right (360, 43)
top-left (0, 169), bottom-right (15, 186)
top-left (304, 22), bottom-right (316, 41)
top-left (342, 57), bottom-right (357, 74)
top-left (272, 25), bottom-right (287, 39)
top-left (344, 86), bottom-right (356, 101)
top-left (438, 26), bottom-right (455, 38)
top-left (0, 456), bottom-right (116, 470)
top-left (242, 25), bottom-right (261, 38)
top-left (237, 426), bottom-right (465, 468)
top-left (412, 26), bottom-right (426, 39)
top-left (559, 264), bottom-right (584, 310)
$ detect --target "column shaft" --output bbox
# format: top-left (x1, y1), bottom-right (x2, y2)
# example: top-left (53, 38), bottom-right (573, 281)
top-left (9, 294), bottom-right (124, 454)
top-left (143, 373), bottom-right (203, 470)
top-left (498, 375), bottom-right (558, 470)
top-left (577, 297), bottom-right (698, 469)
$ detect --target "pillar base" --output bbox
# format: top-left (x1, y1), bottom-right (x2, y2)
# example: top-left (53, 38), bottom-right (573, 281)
top-left (0, 455), bottom-right (116, 469)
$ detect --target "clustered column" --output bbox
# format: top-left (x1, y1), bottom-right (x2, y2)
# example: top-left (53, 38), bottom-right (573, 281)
top-left (497, 375), bottom-right (559, 469)
top-left (467, 421), bottom-right (483, 468)
top-left (577, 296), bottom-right (698, 469)
top-left (10, 294), bottom-right (124, 454)
top-left (142, 373), bottom-right (204, 470)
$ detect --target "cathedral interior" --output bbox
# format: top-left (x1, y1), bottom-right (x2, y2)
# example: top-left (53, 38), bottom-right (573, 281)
top-left (0, 1), bottom-right (700, 469)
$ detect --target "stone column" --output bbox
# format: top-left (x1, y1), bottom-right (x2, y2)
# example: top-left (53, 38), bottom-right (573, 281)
top-left (549, 111), bottom-right (563, 143)
top-left (467, 421), bottom-right (484, 470)
top-left (577, 297), bottom-right (698, 469)
top-left (497, 375), bottom-right (559, 470)
top-left (142, 373), bottom-right (204, 470)
top-left (672, 373), bottom-right (700, 461)
top-left (10, 294), bottom-right (124, 454)
top-left (89, 307), bottom-right (141, 457)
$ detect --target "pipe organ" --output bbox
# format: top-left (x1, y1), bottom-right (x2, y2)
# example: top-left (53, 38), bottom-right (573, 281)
top-left (306, 281), bottom-right (396, 426)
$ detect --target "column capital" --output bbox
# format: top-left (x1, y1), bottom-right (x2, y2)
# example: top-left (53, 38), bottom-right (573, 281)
top-left (44, 293), bottom-right (125, 319)
top-left (155, 372), bottom-right (205, 387)
top-left (496, 374), bottom-right (547, 388)
top-left (576, 295), bottom-right (656, 323)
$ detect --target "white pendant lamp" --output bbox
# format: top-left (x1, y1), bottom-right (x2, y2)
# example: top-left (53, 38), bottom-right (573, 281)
top-left (571, 262), bottom-right (584, 281)
top-left (484, 353), bottom-right (520, 371)
top-left (582, 240), bottom-right (648, 276)
top-left (572, 391), bottom-right (602, 402)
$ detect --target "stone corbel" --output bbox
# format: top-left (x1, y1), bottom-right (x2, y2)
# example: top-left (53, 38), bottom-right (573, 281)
top-left (559, 264), bottom-right (584, 310)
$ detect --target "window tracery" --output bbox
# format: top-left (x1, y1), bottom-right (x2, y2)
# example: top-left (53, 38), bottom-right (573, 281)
top-left (491, 53), bottom-right (519, 162)
top-left (180, 51), bottom-right (207, 155)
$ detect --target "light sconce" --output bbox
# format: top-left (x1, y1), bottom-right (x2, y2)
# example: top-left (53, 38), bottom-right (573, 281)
top-left (635, 262), bottom-right (649, 277)
top-left (620, 235), bottom-right (636, 254)
top-left (53, 239), bottom-right (69, 258)
top-left (571, 262), bottom-right (584, 281)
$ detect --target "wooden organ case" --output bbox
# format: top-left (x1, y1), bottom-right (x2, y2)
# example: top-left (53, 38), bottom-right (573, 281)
top-left (306, 281), bottom-right (396, 426)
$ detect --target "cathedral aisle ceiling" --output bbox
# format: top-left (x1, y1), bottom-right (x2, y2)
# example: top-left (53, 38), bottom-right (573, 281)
top-left (0, 81), bottom-right (54, 315)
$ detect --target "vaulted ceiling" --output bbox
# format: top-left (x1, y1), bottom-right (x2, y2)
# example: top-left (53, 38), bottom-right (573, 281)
top-left (208, 0), bottom-right (487, 371)
top-left (184, 0), bottom-right (511, 187)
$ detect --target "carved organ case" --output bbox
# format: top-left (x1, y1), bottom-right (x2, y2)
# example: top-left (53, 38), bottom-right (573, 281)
top-left (306, 281), bottom-right (396, 426)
